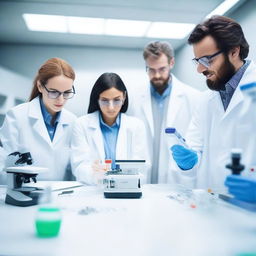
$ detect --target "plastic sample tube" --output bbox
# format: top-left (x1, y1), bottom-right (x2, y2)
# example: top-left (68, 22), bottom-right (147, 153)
top-left (165, 127), bottom-right (188, 148)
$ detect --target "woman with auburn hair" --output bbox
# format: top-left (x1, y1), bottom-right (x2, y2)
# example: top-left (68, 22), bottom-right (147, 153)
top-left (0, 57), bottom-right (76, 181)
top-left (71, 72), bottom-right (150, 184)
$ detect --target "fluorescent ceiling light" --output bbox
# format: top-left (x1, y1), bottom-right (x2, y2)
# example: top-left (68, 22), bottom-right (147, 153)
top-left (205, 0), bottom-right (240, 19)
top-left (105, 19), bottom-right (150, 37)
top-left (67, 16), bottom-right (104, 34)
top-left (23, 13), bottom-right (195, 39)
top-left (146, 22), bottom-right (196, 39)
top-left (23, 14), bottom-right (67, 33)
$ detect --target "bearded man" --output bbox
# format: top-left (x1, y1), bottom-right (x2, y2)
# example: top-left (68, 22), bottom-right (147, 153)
top-left (171, 15), bottom-right (255, 190)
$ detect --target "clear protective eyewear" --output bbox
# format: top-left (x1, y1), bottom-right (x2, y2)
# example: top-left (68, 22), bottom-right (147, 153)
top-left (98, 98), bottom-right (124, 107)
top-left (42, 84), bottom-right (75, 99)
top-left (192, 50), bottom-right (223, 68)
top-left (146, 65), bottom-right (170, 75)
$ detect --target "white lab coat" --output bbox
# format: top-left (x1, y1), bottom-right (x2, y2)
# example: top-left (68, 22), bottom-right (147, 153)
top-left (128, 74), bottom-right (200, 183)
top-left (0, 97), bottom-right (76, 182)
top-left (71, 111), bottom-right (150, 184)
top-left (175, 61), bottom-right (256, 190)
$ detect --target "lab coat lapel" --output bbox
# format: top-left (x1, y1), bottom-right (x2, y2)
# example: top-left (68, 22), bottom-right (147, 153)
top-left (222, 87), bottom-right (243, 119)
top-left (166, 77), bottom-right (184, 127)
top-left (116, 114), bottom-right (128, 159)
top-left (222, 61), bottom-right (256, 119)
top-left (141, 88), bottom-right (154, 137)
top-left (90, 112), bottom-right (105, 160)
top-left (28, 98), bottom-right (52, 146)
top-left (52, 110), bottom-right (69, 146)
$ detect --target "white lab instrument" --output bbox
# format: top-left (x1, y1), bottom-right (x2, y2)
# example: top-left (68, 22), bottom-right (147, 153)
top-left (5, 152), bottom-right (48, 206)
top-left (103, 160), bottom-right (145, 198)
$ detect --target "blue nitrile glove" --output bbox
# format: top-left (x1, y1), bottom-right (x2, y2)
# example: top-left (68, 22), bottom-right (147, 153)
top-left (170, 145), bottom-right (198, 170)
top-left (225, 175), bottom-right (256, 203)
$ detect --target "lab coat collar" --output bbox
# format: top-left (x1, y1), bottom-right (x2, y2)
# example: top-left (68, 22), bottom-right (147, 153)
top-left (87, 111), bottom-right (101, 128)
top-left (87, 111), bottom-right (106, 159)
top-left (223, 60), bottom-right (256, 119)
top-left (116, 113), bottom-right (129, 159)
top-left (28, 97), bottom-right (52, 145)
top-left (141, 74), bottom-right (185, 136)
top-left (28, 97), bottom-right (71, 146)
top-left (52, 109), bottom-right (72, 145)
top-left (87, 111), bottom-right (129, 160)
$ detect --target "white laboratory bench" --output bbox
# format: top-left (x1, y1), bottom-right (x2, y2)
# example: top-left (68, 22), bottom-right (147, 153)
top-left (0, 182), bottom-right (256, 256)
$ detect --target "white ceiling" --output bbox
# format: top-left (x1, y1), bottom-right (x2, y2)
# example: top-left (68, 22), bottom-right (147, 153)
top-left (0, 0), bottom-right (246, 50)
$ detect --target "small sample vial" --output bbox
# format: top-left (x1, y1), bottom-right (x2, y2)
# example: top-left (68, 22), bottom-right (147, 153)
top-left (165, 127), bottom-right (188, 148)
top-left (35, 186), bottom-right (62, 238)
top-left (105, 159), bottom-right (112, 172)
top-left (35, 207), bottom-right (62, 238)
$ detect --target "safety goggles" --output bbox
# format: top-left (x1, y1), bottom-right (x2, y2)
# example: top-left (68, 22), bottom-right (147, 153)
top-left (146, 65), bottom-right (170, 75)
top-left (98, 98), bottom-right (124, 107)
top-left (192, 50), bottom-right (223, 68)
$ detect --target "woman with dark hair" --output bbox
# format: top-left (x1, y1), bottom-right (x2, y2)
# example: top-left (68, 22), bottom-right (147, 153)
top-left (71, 72), bottom-right (149, 184)
top-left (0, 57), bottom-right (76, 181)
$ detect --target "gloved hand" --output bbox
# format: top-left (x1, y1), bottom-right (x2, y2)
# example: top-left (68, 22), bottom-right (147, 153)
top-left (170, 145), bottom-right (198, 170)
top-left (225, 175), bottom-right (256, 203)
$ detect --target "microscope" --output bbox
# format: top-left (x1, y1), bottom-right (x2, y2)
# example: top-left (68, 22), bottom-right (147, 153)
top-left (5, 152), bottom-right (48, 207)
top-left (103, 160), bottom-right (145, 198)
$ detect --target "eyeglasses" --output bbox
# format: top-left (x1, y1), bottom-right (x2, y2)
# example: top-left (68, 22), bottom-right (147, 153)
top-left (42, 84), bottom-right (75, 99)
top-left (146, 65), bottom-right (170, 75)
top-left (192, 50), bottom-right (223, 68)
top-left (98, 98), bottom-right (124, 107)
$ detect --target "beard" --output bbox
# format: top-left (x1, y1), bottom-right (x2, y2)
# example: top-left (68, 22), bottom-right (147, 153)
top-left (204, 55), bottom-right (236, 91)
top-left (150, 74), bottom-right (170, 92)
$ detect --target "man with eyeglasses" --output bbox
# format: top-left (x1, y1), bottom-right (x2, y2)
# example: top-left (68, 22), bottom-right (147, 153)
top-left (129, 41), bottom-right (200, 184)
top-left (171, 15), bottom-right (256, 190)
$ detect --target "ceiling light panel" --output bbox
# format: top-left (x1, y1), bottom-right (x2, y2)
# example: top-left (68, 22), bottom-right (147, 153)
top-left (23, 14), bottom-right (67, 33)
top-left (67, 16), bottom-right (104, 34)
top-left (105, 19), bottom-right (151, 37)
top-left (146, 22), bottom-right (196, 39)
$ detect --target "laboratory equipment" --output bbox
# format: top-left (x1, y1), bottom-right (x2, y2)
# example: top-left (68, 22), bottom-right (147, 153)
top-left (238, 82), bottom-right (256, 175)
top-left (224, 150), bottom-right (256, 211)
top-left (225, 175), bottom-right (256, 204)
top-left (165, 127), bottom-right (188, 148)
top-left (35, 207), bottom-right (62, 237)
top-left (103, 160), bottom-right (145, 198)
top-left (225, 149), bottom-right (245, 175)
top-left (5, 151), bottom-right (48, 206)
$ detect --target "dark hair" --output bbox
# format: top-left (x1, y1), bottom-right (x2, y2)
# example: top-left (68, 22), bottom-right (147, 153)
top-left (143, 41), bottom-right (174, 63)
top-left (188, 15), bottom-right (249, 60)
top-left (87, 72), bottom-right (129, 114)
top-left (29, 57), bottom-right (75, 101)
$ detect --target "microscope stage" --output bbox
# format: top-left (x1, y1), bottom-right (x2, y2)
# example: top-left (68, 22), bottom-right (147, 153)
top-left (5, 166), bottom-right (48, 174)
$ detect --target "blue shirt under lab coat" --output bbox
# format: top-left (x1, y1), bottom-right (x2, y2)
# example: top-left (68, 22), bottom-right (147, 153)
top-left (150, 81), bottom-right (172, 183)
top-left (39, 98), bottom-right (60, 141)
top-left (219, 60), bottom-right (250, 111)
top-left (99, 113), bottom-right (121, 169)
